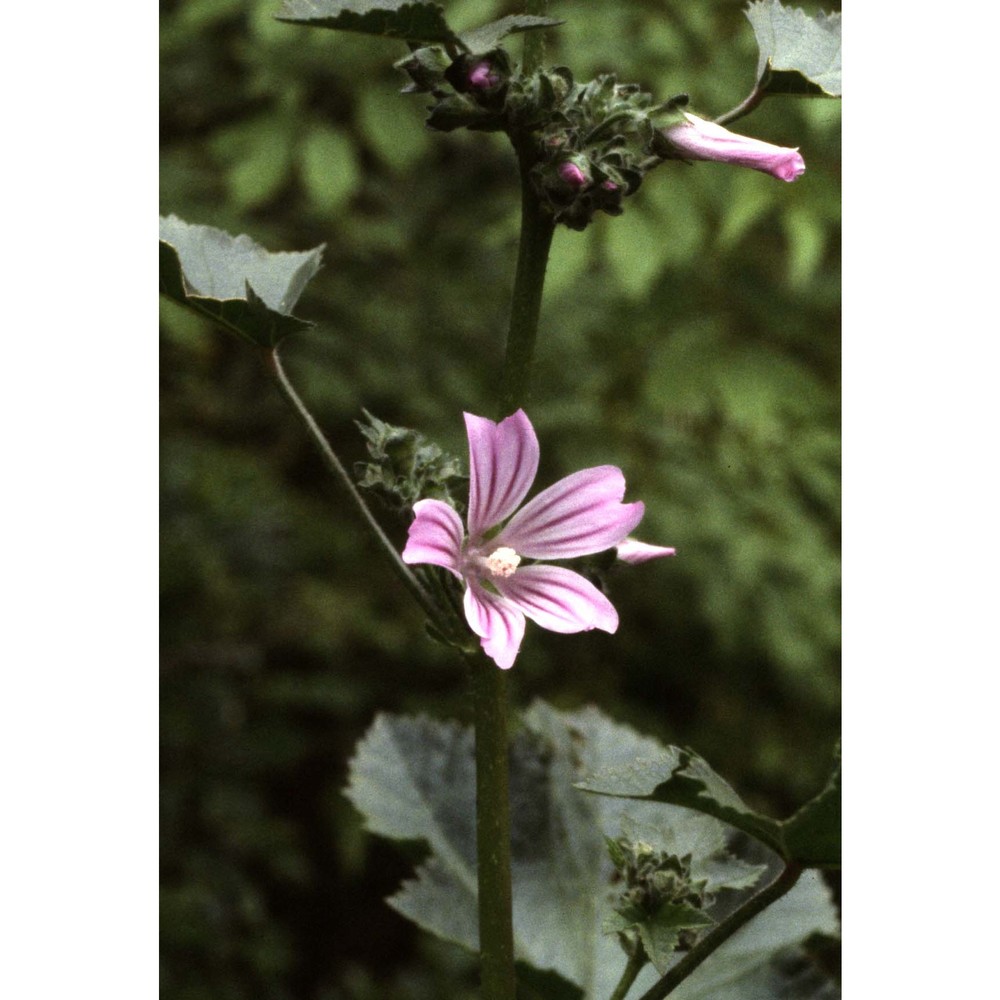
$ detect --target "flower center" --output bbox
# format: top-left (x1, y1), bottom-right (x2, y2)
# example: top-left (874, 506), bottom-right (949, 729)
top-left (484, 546), bottom-right (521, 579)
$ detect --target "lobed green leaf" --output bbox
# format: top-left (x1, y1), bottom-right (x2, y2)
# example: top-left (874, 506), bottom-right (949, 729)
top-left (159, 215), bottom-right (324, 348)
top-left (576, 743), bottom-right (841, 868)
top-left (745, 0), bottom-right (842, 97)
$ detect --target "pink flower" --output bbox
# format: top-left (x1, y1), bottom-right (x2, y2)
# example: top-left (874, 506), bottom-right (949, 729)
top-left (661, 112), bottom-right (805, 182)
top-left (615, 538), bottom-right (676, 564)
top-left (402, 410), bottom-right (647, 669)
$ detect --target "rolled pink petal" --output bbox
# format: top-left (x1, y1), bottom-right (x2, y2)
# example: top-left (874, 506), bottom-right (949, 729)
top-left (496, 466), bottom-right (645, 559)
top-left (615, 538), bottom-right (677, 564)
top-left (557, 161), bottom-right (588, 188)
top-left (495, 564), bottom-right (619, 635)
top-left (662, 112), bottom-right (805, 182)
top-left (401, 499), bottom-right (464, 575)
top-left (465, 410), bottom-right (540, 541)
top-left (463, 583), bottom-right (526, 670)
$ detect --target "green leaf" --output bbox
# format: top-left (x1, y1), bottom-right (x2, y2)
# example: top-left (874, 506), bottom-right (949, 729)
top-left (275, 0), bottom-right (460, 44)
top-left (459, 14), bottom-right (564, 54)
top-left (782, 745), bottom-right (841, 868)
top-left (576, 745), bottom-right (786, 856)
top-left (159, 215), bottom-right (324, 348)
top-left (345, 703), bottom-right (836, 998)
top-left (746, 0), bottom-right (842, 97)
top-left (576, 743), bottom-right (842, 869)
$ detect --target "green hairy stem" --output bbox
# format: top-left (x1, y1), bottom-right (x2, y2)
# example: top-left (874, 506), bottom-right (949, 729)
top-left (472, 86), bottom-right (557, 1000)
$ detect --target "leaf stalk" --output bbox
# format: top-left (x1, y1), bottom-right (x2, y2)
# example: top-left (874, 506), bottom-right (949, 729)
top-left (266, 346), bottom-right (443, 625)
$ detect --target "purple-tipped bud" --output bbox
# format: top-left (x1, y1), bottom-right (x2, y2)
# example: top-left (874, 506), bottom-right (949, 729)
top-left (557, 161), bottom-right (589, 189)
top-left (661, 112), bottom-right (805, 183)
top-left (467, 60), bottom-right (501, 91)
top-left (601, 179), bottom-right (619, 192)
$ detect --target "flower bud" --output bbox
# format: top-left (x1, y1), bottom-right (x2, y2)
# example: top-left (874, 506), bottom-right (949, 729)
top-left (658, 112), bottom-right (805, 182)
top-left (467, 59), bottom-right (501, 91)
top-left (557, 160), bottom-right (590, 189)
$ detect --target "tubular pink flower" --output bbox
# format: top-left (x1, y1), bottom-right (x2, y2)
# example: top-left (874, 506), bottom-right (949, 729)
top-left (402, 410), bottom-right (646, 669)
top-left (661, 112), bottom-right (805, 182)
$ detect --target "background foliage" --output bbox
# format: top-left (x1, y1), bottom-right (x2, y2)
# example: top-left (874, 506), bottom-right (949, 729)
top-left (160, 1), bottom-right (841, 996)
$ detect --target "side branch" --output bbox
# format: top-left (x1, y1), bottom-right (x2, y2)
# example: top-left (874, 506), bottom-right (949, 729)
top-left (635, 862), bottom-right (804, 1000)
top-left (266, 346), bottom-right (441, 624)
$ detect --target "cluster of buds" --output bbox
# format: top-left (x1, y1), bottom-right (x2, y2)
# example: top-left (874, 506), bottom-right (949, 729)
top-left (607, 837), bottom-right (711, 919)
top-left (354, 409), bottom-right (467, 515)
top-left (397, 43), bottom-right (806, 229)
top-left (396, 46), bottom-right (512, 133)
top-left (524, 72), bottom-right (663, 229)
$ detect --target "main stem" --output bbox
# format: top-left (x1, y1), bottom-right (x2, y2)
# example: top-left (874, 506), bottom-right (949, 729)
top-left (472, 121), bottom-right (555, 1000)
top-left (498, 142), bottom-right (556, 416)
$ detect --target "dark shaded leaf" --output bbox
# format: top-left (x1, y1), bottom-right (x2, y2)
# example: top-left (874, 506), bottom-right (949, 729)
top-left (276, 0), bottom-right (459, 44)
top-left (782, 745), bottom-right (841, 867)
top-left (746, 0), bottom-right (842, 97)
top-left (159, 215), bottom-right (324, 348)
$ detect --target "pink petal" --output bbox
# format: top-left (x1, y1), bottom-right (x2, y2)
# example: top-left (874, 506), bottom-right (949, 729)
top-left (616, 538), bottom-right (677, 564)
top-left (465, 410), bottom-right (539, 541)
top-left (463, 583), bottom-right (526, 670)
top-left (401, 499), bottom-right (464, 576)
top-left (495, 565), bottom-right (619, 634)
top-left (495, 466), bottom-right (645, 559)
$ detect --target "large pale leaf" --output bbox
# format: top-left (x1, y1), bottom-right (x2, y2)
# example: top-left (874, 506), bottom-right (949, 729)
top-left (576, 743), bottom-right (841, 869)
top-left (345, 701), bottom-right (837, 999)
top-left (746, 0), bottom-right (842, 97)
top-left (275, 0), bottom-right (459, 44)
top-left (159, 215), bottom-right (324, 348)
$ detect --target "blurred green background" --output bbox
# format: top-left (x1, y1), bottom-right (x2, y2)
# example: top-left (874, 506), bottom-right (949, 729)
top-left (160, 1), bottom-right (841, 997)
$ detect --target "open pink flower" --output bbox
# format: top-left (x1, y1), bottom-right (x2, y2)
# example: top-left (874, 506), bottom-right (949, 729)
top-left (402, 410), bottom-right (650, 669)
top-left (661, 112), bottom-right (805, 182)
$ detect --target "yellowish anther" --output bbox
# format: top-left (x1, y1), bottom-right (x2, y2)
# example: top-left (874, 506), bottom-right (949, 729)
top-left (485, 546), bottom-right (521, 578)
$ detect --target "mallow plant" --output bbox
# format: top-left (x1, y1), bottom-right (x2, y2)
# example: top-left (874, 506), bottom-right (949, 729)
top-left (159, 2), bottom-right (842, 998)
